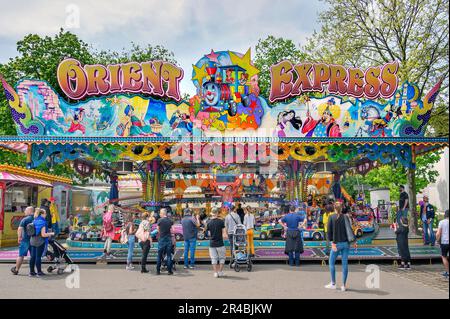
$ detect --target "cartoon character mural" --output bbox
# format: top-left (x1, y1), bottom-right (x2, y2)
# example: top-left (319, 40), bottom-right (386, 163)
top-left (275, 110), bottom-right (303, 137)
top-left (169, 109), bottom-right (193, 137)
top-left (0, 51), bottom-right (443, 139)
top-left (121, 104), bottom-right (157, 137)
top-left (67, 107), bottom-right (86, 134)
top-left (191, 49), bottom-right (264, 132)
top-left (302, 98), bottom-right (342, 137)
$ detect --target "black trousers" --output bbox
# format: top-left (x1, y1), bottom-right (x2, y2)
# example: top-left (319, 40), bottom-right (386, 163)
top-left (139, 240), bottom-right (151, 269)
top-left (396, 233), bottom-right (411, 263)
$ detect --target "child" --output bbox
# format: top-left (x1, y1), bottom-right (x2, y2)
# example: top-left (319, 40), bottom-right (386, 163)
top-left (395, 216), bottom-right (411, 270)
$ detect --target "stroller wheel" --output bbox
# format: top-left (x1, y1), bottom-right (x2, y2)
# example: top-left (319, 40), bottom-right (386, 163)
top-left (47, 266), bottom-right (54, 273)
top-left (247, 263), bottom-right (253, 272)
top-left (234, 264), bottom-right (240, 272)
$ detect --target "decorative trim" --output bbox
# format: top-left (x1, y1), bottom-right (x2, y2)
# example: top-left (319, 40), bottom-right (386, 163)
top-left (0, 163), bottom-right (72, 184)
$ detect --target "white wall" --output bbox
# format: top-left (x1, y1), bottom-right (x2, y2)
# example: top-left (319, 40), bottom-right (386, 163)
top-left (419, 147), bottom-right (449, 213)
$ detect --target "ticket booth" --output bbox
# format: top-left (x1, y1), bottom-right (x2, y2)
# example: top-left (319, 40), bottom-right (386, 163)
top-left (0, 164), bottom-right (72, 247)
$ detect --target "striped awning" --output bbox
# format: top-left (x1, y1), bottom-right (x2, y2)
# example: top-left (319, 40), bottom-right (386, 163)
top-left (0, 143), bottom-right (28, 153)
top-left (0, 171), bottom-right (52, 187)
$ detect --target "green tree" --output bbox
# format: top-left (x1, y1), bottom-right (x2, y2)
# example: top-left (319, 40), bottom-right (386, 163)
top-left (0, 30), bottom-right (178, 184)
top-left (302, 0), bottom-right (449, 137)
top-left (254, 36), bottom-right (307, 100)
top-left (94, 42), bottom-right (177, 65)
top-left (0, 29), bottom-right (95, 135)
top-left (342, 151), bottom-right (441, 201)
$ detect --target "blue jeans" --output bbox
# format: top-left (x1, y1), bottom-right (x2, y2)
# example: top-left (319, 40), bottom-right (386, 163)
top-left (127, 235), bottom-right (135, 264)
top-left (29, 244), bottom-right (45, 274)
top-left (184, 238), bottom-right (197, 267)
top-left (396, 209), bottom-right (409, 224)
top-left (423, 220), bottom-right (435, 245)
top-left (288, 251), bottom-right (300, 266)
top-left (157, 236), bottom-right (173, 272)
top-left (329, 242), bottom-right (350, 285)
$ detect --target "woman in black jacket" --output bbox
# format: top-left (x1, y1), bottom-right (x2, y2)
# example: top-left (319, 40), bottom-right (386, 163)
top-left (325, 201), bottom-right (355, 292)
top-left (395, 216), bottom-right (411, 270)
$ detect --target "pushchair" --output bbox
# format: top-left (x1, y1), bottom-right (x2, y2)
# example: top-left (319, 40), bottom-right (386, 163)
top-left (46, 239), bottom-right (75, 275)
top-left (230, 224), bottom-right (252, 272)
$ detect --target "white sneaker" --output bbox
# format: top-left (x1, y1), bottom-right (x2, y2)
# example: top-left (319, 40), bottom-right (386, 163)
top-left (341, 286), bottom-right (347, 292)
top-left (214, 272), bottom-right (219, 278)
top-left (325, 282), bottom-right (337, 289)
top-left (218, 271), bottom-right (225, 277)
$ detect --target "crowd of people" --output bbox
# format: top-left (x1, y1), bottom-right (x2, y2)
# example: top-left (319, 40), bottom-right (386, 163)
top-left (9, 192), bottom-right (449, 285)
top-left (10, 197), bottom-right (60, 277)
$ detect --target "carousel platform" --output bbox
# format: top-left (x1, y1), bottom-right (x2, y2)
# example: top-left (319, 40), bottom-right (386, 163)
top-left (0, 234), bottom-right (440, 264)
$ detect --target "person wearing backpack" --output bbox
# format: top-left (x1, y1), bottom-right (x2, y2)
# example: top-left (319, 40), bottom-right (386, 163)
top-left (224, 206), bottom-right (242, 262)
top-left (99, 204), bottom-right (116, 260)
top-left (29, 208), bottom-right (54, 277)
top-left (11, 206), bottom-right (34, 275)
top-left (135, 212), bottom-right (153, 273)
top-left (325, 201), bottom-right (356, 292)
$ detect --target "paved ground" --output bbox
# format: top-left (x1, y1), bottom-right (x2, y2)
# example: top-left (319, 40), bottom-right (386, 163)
top-left (0, 262), bottom-right (448, 299)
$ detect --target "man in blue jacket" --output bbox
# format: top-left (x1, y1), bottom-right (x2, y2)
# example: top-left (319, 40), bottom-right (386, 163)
top-left (420, 196), bottom-right (436, 246)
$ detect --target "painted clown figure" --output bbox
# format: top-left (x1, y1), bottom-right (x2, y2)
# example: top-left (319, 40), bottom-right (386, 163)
top-left (302, 98), bottom-right (342, 137)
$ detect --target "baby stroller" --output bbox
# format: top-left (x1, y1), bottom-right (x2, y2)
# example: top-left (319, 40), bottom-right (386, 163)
top-left (46, 239), bottom-right (75, 275)
top-left (230, 224), bottom-right (252, 272)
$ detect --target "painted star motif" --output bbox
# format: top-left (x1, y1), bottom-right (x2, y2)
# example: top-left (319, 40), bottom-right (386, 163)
top-left (229, 48), bottom-right (260, 79)
top-left (192, 63), bottom-right (208, 87)
top-left (205, 49), bottom-right (220, 64)
top-left (239, 112), bottom-right (248, 123)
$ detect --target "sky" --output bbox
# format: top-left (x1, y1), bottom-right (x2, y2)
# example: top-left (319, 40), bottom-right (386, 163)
top-left (0, 0), bottom-right (327, 95)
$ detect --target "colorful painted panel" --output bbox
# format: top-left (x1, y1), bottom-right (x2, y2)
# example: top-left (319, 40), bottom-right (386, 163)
top-left (0, 50), bottom-right (442, 139)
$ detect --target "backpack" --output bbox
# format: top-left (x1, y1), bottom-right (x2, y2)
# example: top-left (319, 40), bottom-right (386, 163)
top-left (26, 222), bottom-right (36, 237)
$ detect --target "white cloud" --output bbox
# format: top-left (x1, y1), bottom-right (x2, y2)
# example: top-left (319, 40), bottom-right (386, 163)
top-left (0, 0), bottom-right (327, 95)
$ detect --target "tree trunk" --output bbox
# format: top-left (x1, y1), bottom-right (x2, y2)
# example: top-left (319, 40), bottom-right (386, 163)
top-left (407, 167), bottom-right (419, 234)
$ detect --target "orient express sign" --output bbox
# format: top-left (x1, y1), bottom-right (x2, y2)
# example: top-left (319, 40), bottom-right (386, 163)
top-left (1, 49), bottom-right (439, 139)
top-left (57, 58), bottom-right (184, 101)
top-left (269, 61), bottom-right (399, 103)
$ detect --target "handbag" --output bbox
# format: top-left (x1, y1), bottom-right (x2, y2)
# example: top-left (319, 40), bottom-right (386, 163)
top-left (136, 222), bottom-right (150, 242)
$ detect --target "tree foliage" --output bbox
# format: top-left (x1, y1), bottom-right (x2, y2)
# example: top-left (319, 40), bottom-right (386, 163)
top-left (254, 36), bottom-right (307, 100)
top-left (302, 0), bottom-right (449, 137)
top-left (0, 29), bottom-right (178, 183)
top-left (342, 150), bottom-right (443, 201)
